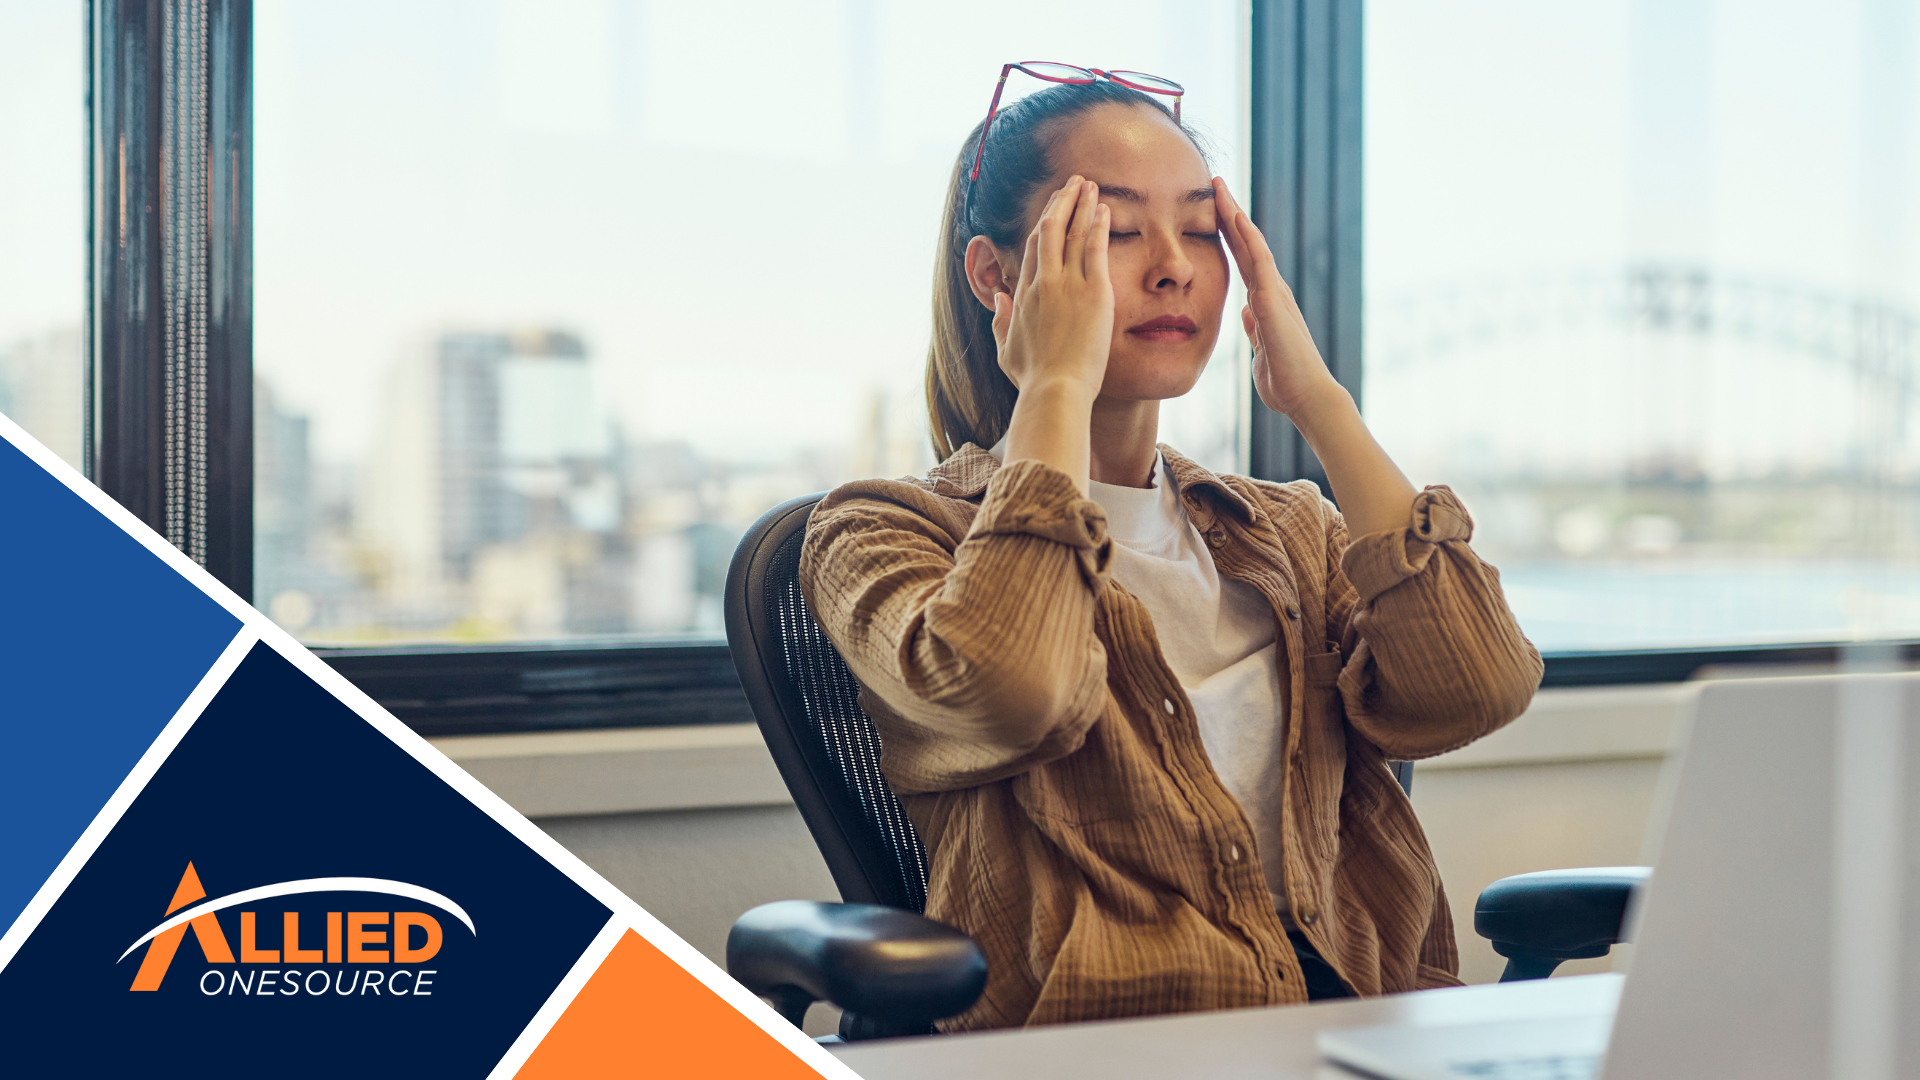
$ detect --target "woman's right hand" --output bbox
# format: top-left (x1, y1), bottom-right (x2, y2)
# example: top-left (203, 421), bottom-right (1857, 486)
top-left (991, 176), bottom-right (1113, 399)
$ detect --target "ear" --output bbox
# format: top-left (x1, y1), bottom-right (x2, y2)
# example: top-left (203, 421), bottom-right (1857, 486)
top-left (964, 235), bottom-right (1017, 313)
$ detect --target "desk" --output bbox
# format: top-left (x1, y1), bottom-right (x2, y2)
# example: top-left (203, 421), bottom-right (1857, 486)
top-left (830, 973), bottom-right (1622, 1080)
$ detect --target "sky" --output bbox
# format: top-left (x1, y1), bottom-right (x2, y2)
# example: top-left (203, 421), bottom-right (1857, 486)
top-left (0, 1), bottom-right (84, 344)
top-left (1366, 0), bottom-right (1918, 296)
top-left (249, 0), bottom-right (1248, 468)
top-left (7, 0), bottom-right (1920, 485)
top-left (1363, 0), bottom-right (1920, 486)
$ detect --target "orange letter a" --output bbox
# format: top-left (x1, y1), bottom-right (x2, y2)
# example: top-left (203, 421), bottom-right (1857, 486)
top-left (130, 862), bottom-right (236, 991)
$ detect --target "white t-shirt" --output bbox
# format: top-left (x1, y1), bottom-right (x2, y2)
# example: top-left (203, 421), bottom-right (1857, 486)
top-left (989, 442), bottom-right (1291, 912)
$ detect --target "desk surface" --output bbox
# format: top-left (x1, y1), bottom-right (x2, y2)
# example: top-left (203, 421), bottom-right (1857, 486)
top-left (830, 973), bottom-right (1622, 1080)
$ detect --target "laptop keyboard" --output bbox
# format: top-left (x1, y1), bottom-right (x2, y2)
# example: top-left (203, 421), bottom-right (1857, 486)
top-left (1446, 1054), bottom-right (1601, 1080)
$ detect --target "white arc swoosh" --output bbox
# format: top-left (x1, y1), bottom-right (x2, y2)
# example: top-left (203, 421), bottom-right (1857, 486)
top-left (118, 877), bottom-right (476, 963)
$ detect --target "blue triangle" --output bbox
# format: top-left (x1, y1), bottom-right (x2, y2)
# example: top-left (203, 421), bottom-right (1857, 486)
top-left (0, 436), bottom-right (242, 933)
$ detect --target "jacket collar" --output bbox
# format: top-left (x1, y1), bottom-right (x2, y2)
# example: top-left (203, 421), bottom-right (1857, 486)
top-left (927, 441), bottom-right (1258, 525)
top-left (1159, 443), bottom-right (1259, 525)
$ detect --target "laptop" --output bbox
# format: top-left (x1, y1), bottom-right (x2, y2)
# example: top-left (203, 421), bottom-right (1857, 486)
top-left (1318, 672), bottom-right (1920, 1080)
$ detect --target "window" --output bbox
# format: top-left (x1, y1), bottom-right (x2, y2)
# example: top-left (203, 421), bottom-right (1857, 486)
top-left (254, 0), bottom-right (1248, 646)
top-left (1366, 0), bottom-right (1920, 652)
top-left (0, 2), bottom-right (85, 471)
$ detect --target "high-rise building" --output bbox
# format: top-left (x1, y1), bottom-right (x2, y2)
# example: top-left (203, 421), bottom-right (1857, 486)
top-left (358, 328), bottom-right (624, 637)
top-left (0, 325), bottom-right (84, 470)
top-left (255, 376), bottom-right (312, 618)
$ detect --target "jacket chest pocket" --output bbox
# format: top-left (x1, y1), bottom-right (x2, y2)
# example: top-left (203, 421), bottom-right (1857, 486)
top-left (1296, 649), bottom-right (1351, 791)
top-left (1304, 648), bottom-right (1344, 688)
top-left (1303, 648), bottom-right (1346, 725)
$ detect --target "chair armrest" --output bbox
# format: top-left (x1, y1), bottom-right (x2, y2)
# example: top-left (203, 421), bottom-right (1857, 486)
top-left (1474, 867), bottom-right (1650, 981)
top-left (726, 900), bottom-right (987, 1035)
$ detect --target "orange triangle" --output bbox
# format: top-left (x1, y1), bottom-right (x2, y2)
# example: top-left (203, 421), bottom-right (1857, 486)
top-left (165, 862), bottom-right (208, 915)
top-left (130, 862), bottom-right (232, 990)
top-left (515, 930), bottom-right (826, 1079)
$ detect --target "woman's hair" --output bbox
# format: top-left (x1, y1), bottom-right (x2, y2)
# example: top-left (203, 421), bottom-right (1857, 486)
top-left (925, 80), bottom-right (1205, 460)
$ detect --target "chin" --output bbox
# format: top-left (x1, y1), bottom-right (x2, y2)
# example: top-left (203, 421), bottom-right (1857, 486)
top-left (1105, 365), bottom-right (1205, 399)
top-left (1102, 349), bottom-right (1213, 401)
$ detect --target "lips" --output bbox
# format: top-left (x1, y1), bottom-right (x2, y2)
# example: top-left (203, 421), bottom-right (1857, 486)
top-left (1127, 315), bottom-right (1199, 339)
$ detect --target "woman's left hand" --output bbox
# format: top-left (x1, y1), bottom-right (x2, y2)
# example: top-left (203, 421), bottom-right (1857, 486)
top-left (1213, 177), bottom-right (1417, 537)
top-left (1212, 177), bottom-right (1347, 421)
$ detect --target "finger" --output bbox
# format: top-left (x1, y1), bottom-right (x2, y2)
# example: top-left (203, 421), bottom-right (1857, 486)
top-left (1213, 175), bottom-right (1245, 221)
top-left (1243, 306), bottom-right (1271, 377)
top-left (1085, 202), bottom-right (1111, 282)
top-left (992, 291), bottom-right (1013, 350)
top-left (1019, 222), bottom-right (1041, 292)
top-left (1233, 208), bottom-right (1285, 293)
top-left (1213, 177), bottom-right (1281, 290)
top-left (1019, 186), bottom-right (1062, 289)
top-left (1214, 177), bottom-right (1289, 297)
top-left (1064, 180), bottom-right (1098, 274)
top-left (1037, 174), bottom-right (1081, 270)
top-left (1212, 177), bottom-right (1259, 285)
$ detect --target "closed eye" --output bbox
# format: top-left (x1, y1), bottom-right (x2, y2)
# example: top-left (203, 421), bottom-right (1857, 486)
top-left (1106, 230), bottom-right (1217, 242)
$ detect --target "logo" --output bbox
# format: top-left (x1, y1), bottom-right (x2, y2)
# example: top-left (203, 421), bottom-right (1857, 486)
top-left (121, 862), bottom-right (476, 997)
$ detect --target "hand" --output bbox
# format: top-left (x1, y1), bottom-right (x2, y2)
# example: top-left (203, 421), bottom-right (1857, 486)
top-left (1214, 177), bottom-right (1416, 536)
top-left (1213, 177), bottom-right (1346, 422)
top-left (991, 176), bottom-right (1113, 400)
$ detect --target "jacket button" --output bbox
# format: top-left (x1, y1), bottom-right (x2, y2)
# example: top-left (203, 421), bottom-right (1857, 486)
top-left (1208, 530), bottom-right (1228, 548)
top-left (1285, 604), bottom-right (1301, 619)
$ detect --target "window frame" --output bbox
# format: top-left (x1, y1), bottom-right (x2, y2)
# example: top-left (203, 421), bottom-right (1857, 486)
top-left (89, 0), bottom-right (253, 596)
top-left (83, 0), bottom-right (1889, 738)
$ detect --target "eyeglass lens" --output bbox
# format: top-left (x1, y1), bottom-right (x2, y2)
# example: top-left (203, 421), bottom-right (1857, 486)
top-left (1016, 62), bottom-right (1100, 83)
top-left (1105, 70), bottom-right (1183, 94)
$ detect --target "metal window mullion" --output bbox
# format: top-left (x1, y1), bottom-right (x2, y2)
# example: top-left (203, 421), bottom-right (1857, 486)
top-left (91, 0), bottom-right (249, 595)
top-left (1248, 0), bottom-right (1364, 487)
top-left (160, 0), bottom-right (182, 549)
top-left (160, 0), bottom-right (210, 564)
top-left (189, 0), bottom-right (211, 564)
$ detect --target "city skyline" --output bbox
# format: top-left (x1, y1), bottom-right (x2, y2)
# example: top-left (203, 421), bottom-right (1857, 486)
top-left (253, 323), bottom-right (903, 643)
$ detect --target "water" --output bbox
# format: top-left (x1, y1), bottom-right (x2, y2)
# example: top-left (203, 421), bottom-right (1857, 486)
top-left (1500, 559), bottom-right (1920, 653)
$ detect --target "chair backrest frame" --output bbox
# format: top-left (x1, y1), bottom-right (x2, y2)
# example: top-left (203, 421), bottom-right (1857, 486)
top-left (724, 493), bottom-right (928, 912)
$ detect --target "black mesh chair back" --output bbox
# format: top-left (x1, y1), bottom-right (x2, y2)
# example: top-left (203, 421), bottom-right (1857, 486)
top-left (724, 493), bottom-right (930, 913)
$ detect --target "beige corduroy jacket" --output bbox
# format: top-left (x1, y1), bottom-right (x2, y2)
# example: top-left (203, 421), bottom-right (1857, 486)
top-left (799, 443), bottom-right (1542, 1032)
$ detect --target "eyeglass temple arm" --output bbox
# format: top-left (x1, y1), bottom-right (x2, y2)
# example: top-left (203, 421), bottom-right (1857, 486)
top-left (970, 65), bottom-right (1016, 182)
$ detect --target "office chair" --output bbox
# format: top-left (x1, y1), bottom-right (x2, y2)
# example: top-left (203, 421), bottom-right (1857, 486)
top-left (723, 492), bottom-right (1643, 1041)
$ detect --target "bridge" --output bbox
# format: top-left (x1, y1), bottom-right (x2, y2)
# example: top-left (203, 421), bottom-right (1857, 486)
top-left (1366, 263), bottom-right (1920, 552)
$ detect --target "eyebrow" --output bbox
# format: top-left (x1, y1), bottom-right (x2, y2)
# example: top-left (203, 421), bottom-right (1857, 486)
top-left (1093, 184), bottom-right (1216, 204)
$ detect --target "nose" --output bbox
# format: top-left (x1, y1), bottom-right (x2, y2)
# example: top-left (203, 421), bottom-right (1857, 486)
top-left (1143, 227), bottom-right (1195, 294)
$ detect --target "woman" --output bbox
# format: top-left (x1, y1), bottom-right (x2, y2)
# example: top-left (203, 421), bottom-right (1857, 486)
top-left (800, 74), bottom-right (1541, 1031)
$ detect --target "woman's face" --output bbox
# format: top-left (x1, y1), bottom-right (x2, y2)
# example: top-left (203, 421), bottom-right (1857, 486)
top-left (1019, 103), bottom-right (1230, 401)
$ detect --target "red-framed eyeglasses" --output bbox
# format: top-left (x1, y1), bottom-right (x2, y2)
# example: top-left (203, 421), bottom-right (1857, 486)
top-left (969, 62), bottom-right (1185, 182)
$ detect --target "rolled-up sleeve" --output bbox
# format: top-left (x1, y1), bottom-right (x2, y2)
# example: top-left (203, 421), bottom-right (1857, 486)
top-left (800, 460), bottom-right (1114, 792)
top-left (1330, 485), bottom-right (1543, 759)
